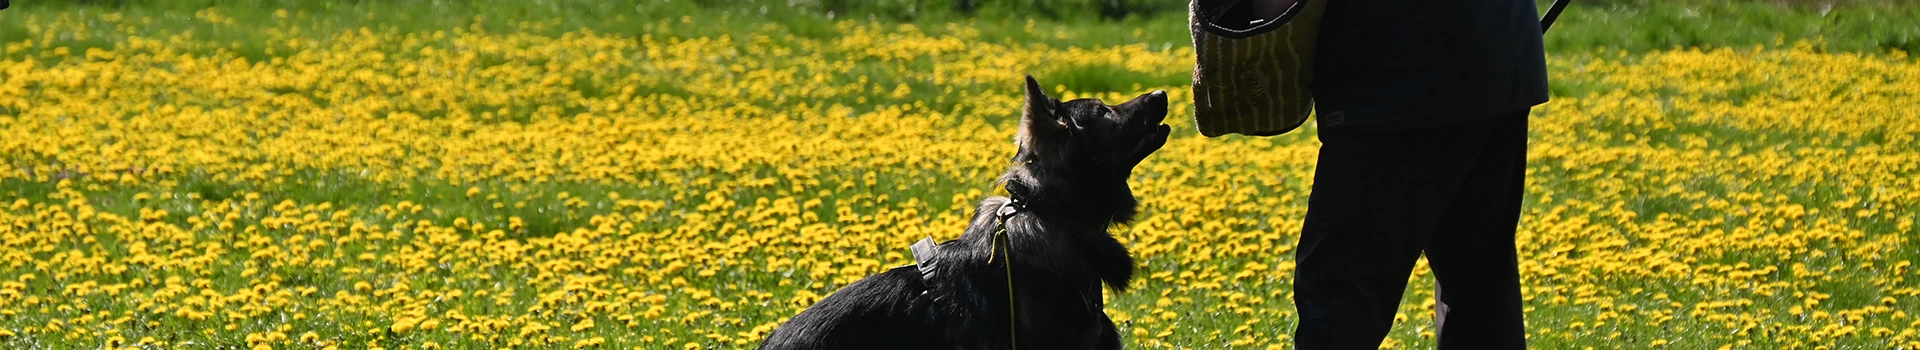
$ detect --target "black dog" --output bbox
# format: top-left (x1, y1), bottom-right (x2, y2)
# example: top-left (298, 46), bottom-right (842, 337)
top-left (759, 76), bottom-right (1170, 349)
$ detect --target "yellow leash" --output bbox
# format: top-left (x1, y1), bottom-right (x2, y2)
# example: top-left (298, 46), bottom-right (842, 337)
top-left (991, 203), bottom-right (1019, 349)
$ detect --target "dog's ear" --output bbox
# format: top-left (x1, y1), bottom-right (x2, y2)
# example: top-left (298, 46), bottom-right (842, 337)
top-left (1022, 75), bottom-right (1058, 125)
top-left (1017, 75), bottom-right (1067, 161)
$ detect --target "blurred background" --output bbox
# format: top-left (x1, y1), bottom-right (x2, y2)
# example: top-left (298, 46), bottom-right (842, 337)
top-left (5, 0), bottom-right (1919, 54)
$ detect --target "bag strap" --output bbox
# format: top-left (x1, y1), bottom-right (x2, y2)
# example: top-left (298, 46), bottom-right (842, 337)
top-left (1541, 0), bottom-right (1571, 32)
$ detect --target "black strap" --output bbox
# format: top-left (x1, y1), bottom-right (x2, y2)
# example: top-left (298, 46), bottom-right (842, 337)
top-left (1541, 0), bottom-right (1571, 32)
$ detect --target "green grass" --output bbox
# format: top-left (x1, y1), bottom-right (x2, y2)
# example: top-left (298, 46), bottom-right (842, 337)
top-left (3, 0), bottom-right (1918, 58)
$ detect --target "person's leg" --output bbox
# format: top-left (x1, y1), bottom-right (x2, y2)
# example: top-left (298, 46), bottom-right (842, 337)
top-left (1292, 119), bottom-right (1500, 349)
top-left (1424, 111), bottom-right (1530, 349)
top-left (1291, 210), bottom-right (1425, 349)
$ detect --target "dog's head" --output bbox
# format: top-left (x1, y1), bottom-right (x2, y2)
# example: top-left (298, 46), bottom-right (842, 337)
top-left (1012, 75), bottom-right (1171, 179)
top-left (1002, 76), bottom-right (1163, 289)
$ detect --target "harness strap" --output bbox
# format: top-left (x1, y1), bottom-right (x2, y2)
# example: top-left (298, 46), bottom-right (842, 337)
top-left (908, 198), bottom-right (1025, 349)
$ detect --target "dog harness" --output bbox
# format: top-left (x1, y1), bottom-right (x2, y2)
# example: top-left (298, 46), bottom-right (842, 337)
top-left (911, 195), bottom-right (1024, 349)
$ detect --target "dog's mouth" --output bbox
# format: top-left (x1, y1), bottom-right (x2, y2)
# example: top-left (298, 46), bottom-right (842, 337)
top-left (1131, 124), bottom-right (1171, 160)
top-left (1127, 91), bottom-right (1172, 162)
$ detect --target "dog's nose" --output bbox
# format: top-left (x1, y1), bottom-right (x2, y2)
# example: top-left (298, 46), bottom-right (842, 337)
top-left (1146, 90), bottom-right (1169, 108)
top-left (1142, 90), bottom-right (1169, 124)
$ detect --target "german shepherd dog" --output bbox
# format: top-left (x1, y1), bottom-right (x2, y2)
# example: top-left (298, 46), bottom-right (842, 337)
top-left (759, 76), bottom-right (1170, 349)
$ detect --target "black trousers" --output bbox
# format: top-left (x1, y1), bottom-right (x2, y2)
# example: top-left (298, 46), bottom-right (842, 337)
top-left (1292, 111), bottom-right (1529, 349)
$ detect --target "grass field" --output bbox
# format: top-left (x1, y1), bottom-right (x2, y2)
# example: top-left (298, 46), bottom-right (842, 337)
top-left (2, 1), bottom-right (1919, 349)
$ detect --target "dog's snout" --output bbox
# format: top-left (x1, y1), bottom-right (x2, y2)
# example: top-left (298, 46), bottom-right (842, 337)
top-left (1140, 90), bottom-right (1169, 125)
top-left (1147, 91), bottom-right (1169, 109)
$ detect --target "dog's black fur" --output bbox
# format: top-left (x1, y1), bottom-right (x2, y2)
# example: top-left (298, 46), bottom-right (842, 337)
top-left (759, 76), bottom-right (1171, 350)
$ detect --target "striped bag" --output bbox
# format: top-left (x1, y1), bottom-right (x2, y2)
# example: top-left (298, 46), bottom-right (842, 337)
top-left (1189, 0), bottom-right (1324, 138)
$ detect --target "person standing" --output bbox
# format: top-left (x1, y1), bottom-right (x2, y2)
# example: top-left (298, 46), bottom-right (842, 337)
top-left (1288, 0), bottom-right (1549, 348)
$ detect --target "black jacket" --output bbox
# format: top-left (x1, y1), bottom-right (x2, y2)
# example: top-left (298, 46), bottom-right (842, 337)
top-left (1311, 0), bottom-right (1550, 131)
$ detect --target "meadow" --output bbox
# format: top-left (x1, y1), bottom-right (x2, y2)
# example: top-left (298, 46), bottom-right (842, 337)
top-left (2, 1), bottom-right (1919, 349)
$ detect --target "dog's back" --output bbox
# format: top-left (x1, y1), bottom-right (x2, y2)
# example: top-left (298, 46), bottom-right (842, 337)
top-left (759, 217), bottom-right (1122, 350)
top-left (758, 267), bottom-right (946, 349)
